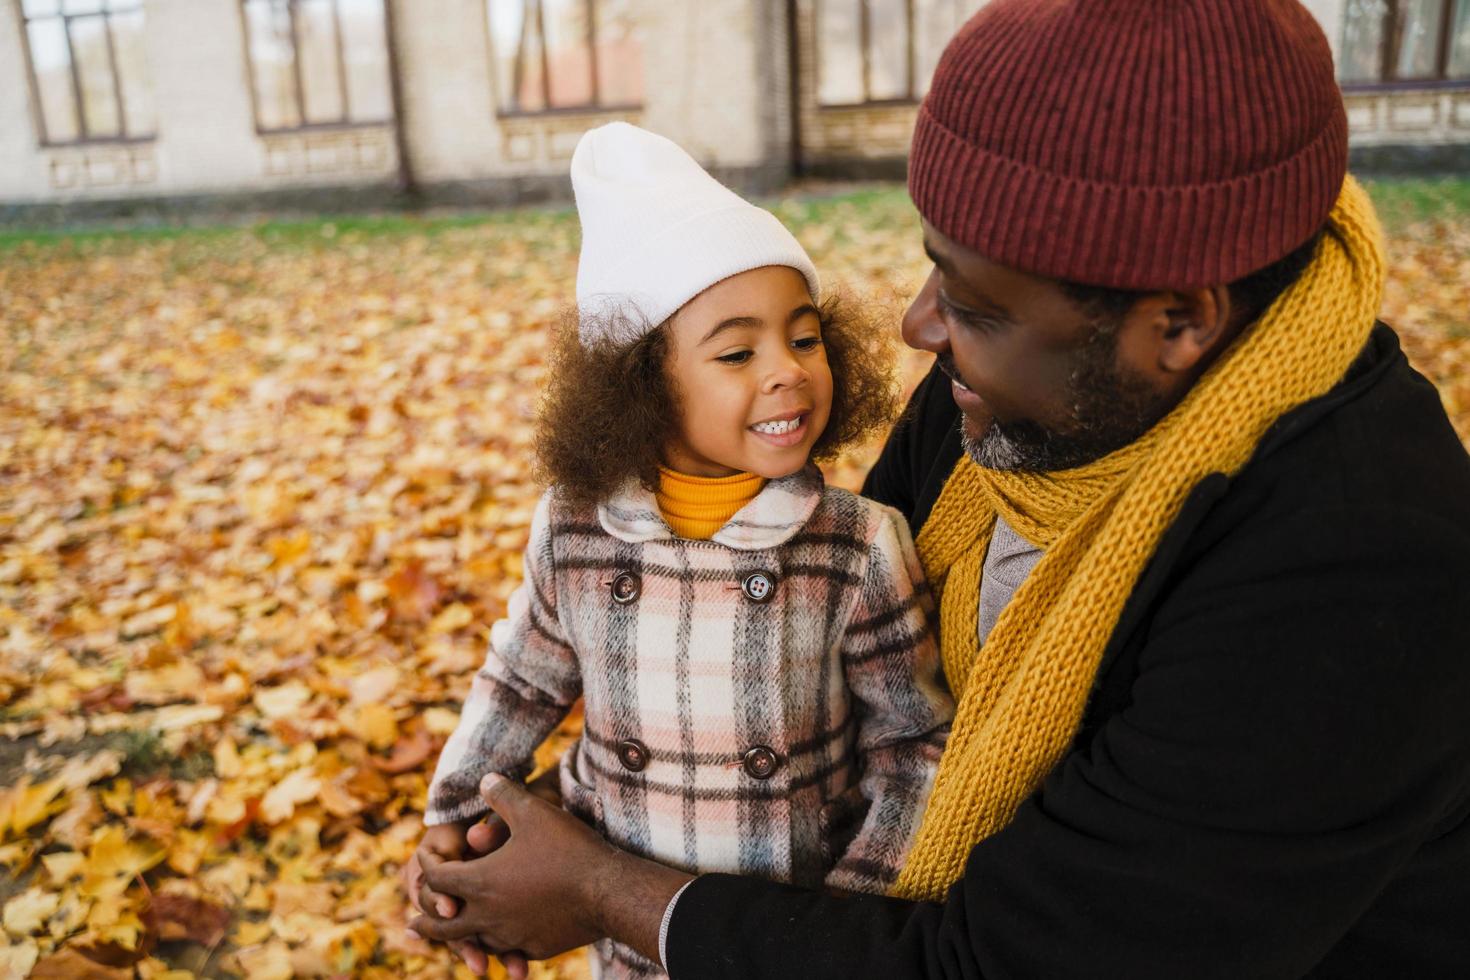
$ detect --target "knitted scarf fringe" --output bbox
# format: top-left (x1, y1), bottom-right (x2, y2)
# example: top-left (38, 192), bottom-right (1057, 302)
top-left (892, 177), bottom-right (1386, 901)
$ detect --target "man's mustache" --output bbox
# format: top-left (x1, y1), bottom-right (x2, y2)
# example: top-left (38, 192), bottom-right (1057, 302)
top-left (936, 354), bottom-right (970, 390)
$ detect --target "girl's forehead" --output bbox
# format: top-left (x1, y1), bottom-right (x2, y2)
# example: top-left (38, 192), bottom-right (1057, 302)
top-left (668, 266), bottom-right (816, 343)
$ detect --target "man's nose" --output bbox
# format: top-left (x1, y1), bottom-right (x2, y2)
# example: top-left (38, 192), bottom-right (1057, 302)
top-left (902, 268), bottom-right (949, 354)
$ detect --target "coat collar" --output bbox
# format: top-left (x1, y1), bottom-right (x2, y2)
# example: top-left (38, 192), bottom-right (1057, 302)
top-left (598, 465), bottom-right (825, 550)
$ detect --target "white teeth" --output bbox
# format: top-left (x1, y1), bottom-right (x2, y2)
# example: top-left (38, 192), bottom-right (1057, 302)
top-left (952, 378), bottom-right (973, 392)
top-left (752, 417), bottom-right (801, 435)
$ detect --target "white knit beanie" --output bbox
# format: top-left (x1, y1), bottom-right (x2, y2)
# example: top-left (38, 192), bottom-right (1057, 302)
top-left (571, 122), bottom-right (819, 346)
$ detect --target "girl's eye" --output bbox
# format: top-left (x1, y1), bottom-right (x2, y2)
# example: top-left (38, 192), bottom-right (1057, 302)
top-left (791, 336), bottom-right (822, 352)
top-left (716, 350), bottom-right (753, 365)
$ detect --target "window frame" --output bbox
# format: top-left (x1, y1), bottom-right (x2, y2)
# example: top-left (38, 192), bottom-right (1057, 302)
top-left (1339, 0), bottom-right (1470, 91)
top-left (816, 0), bottom-right (920, 109)
top-left (487, 0), bottom-right (643, 118)
top-left (238, 0), bottom-right (394, 135)
top-left (15, 0), bottom-right (156, 147)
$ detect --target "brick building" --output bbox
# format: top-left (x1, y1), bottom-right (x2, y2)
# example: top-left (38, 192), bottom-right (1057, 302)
top-left (2, 0), bottom-right (1467, 218)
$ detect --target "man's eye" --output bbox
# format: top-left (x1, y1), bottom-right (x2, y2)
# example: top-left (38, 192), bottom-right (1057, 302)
top-left (937, 293), bottom-right (999, 333)
top-left (791, 337), bottom-right (822, 351)
top-left (716, 350), bottom-right (753, 365)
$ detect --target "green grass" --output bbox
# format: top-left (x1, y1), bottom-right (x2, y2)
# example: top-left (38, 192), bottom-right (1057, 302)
top-left (0, 185), bottom-right (914, 252)
top-left (0, 203), bottom-right (577, 252)
top-left (772, 184), bottom-right (916, 226)
top-left (1362, 178), bottom-right (1470, 229)
top-left (2, 178), bottom-right (1464, 251)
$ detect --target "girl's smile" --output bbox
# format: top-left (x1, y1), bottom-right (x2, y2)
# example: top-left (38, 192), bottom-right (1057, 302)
top-left (662, 266), bottom-right (833, 479)
top-left (749, 410), bottom-right (812, 446)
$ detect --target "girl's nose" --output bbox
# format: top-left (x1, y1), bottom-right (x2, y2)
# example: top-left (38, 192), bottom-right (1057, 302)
top-left (902, 268), bottom-right (950, 354)
top-left (763, 352), bottom-right (810, 392)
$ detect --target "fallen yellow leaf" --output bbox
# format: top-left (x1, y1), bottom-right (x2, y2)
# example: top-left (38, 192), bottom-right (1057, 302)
top-left (0, 940), bottom-right (39, 978)
top-left (349, 703), bottom-right (399, 751)
top-left (3, 887), bottom-right (60, 936)
top-left (0, 777), bottom-right (69, 841)
top-left (253, 682), bottom-right (312, 720)
top-left (422, 705), bottom-right (462, 735)
top-left (119, 603), bottom-right (177, 639)
top-left (0, 841), bottom-right (34, 872)
top-left (43, 890), bottom-right (89, 941)
top-left (260, 768), bottom-right (321, 825)
top-left (232, 919), bottom-right (272, 946)
top-left (54, 750), bottom-right (124, 792)
top-left (347, 664), bottom-right (401, 706)
top-left (40, 850), bottom-right (84, 885)
top-left (267, 529), bottom-right (312, 567)
top-left (429, 601), bottom-right (474, 633)
top-left (235, 940), bottom-right (294, 980)
top-left (79, 826), bottom-right (167, 900)
top-left (151, 703), bottom-right (224, 732)
top-left (213, 736), bottom-right (243, 778)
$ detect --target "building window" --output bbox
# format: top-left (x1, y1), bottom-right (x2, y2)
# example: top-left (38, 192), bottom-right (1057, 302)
top-left (240, 0), bottom-right (394, 132)
top-left (18, 0), bottom-right (155, 145)
top-left (816, 0), bottom-right (968, 106)
top-left (1340, 0), bottom-right (1470, 86)
top-left (487, 0), bottom-right (643, 115)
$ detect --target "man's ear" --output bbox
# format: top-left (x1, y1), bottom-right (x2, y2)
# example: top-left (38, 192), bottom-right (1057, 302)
top-left (1159, 285), bottom-right (1233, 374)
top-left (1119, 286), bottom-right (1233, 379)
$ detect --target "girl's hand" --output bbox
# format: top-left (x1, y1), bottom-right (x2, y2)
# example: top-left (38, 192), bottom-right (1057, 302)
top-left (405, 817), bottom-right (509, 976)
top-left (411, 822), bottom-right (475, 919)
top-left (404, 770), bottom-right (563, 976)
top-left (409, 775), bottom-right (693, 964)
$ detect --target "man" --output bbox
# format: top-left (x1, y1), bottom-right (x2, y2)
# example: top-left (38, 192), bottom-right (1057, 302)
top-left (408, 0), bottom-right (1470, 975)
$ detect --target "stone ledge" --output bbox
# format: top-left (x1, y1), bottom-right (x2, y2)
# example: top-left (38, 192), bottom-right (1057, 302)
top-left (1347, 141), bottom-right (1470, 176)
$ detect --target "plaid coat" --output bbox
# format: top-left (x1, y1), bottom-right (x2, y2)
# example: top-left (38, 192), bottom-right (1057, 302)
top-left (426, 466), bottom-right (952, 978)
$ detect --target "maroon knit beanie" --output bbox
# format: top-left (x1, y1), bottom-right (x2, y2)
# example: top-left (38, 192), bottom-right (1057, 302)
top-left (909, 0), bottom-right (1347, 290)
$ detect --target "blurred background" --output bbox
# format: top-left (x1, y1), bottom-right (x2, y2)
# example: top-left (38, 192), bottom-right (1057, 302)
top-left (2, 0), bottom-right (1469, 219)
top-left (1, 2), bottom-right (1468, 979)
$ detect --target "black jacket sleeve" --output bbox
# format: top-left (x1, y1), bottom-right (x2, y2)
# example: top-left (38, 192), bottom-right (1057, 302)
top-left (667, 427), bottom-right (1470, 979)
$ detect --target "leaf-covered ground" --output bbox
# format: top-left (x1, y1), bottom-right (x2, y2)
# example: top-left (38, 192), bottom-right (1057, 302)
top-left (2, 182), bottom-right (1467, 978)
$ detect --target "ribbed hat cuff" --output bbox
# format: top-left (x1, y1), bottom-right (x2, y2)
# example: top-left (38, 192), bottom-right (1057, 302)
top-left (908, 103), bottom-right (1348, 290)
top-left (578, 205), bottom-right (819, 346)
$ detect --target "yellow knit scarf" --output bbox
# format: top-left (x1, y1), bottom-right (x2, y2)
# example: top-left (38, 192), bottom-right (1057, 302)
top-left (893, 177), bottom-right (1386, 901)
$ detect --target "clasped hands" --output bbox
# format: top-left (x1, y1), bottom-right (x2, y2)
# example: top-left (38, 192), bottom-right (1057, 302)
top-left (403, 772), bottom-right (610, 977)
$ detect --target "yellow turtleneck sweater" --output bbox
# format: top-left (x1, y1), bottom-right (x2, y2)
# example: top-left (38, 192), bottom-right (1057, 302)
top-left (656, 467), bottom-right (764, 540)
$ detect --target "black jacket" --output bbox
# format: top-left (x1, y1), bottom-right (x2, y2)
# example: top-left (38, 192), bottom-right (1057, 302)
top-left (666, 325), bottom-right (1470, 979)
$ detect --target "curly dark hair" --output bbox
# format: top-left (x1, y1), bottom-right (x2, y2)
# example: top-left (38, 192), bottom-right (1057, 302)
top-left (534, 292), bottom-right (900, 508)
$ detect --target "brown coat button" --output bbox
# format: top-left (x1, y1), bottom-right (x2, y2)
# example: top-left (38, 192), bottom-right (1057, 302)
top-left (741, 571), bottom-right (776, 603)
top-left (610, 572), bottom-right (641, 605)
top-left (616, 738), bottom-right (650, 772)
top-left (742, 745), bottom-right (779, 779)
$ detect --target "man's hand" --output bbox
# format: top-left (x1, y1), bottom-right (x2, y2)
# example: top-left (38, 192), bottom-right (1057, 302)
top-left (404, 770), bottom-right (565, 977)
top-left (409, 774), bottom-right (694, 964)
top-left (404, 818), bottom-right (508, 976)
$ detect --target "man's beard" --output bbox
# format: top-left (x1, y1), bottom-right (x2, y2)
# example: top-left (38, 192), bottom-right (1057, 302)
top-left (949, 322), bottom-right (1169, 473)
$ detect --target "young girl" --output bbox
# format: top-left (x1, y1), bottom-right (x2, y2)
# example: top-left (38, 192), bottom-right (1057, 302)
top-left (415, 123), bottom-right (952, 979)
